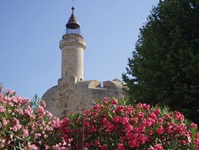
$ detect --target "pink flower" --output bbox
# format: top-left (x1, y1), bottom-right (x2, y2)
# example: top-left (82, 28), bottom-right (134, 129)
top-left (137, 112), bottom-right (144, 120)
top-left (26, 142), bottom-right (39, 150)
top-left (40, 100), bottom-right (46, 107)
top-left (165, 113), bottom-right (171, 120)
top-left (8, 102), bottom-right (14, 107)
top-left (150, 144), bottom-right (163, 150)
top-left (51, 118), bottom-right (60, 129)
top-left (116, 105), bottom-right (125, 113)
top-left (85, 142), bottom-right (90, 147)
top-left (149, 112), bottom-right (157, 119)
top-left (136, 103), bottom-right (143, 109)
top-left (156, 126), bottom-right (164, 135)
top-left (101, 144), bottom-right (108, 150)
top-left (128, 139), bottom-right (139, 148)
top-left (0, 106), bottom-right (5, 112)
top-left (154, 109), bottom-right (160, 116)
top-left (157, 117), bottom-right (164, 124)
top-left (110, 98), bottom-right (118, 105)
top-left (179, 123), bottom-right (187, 132)
top-left (91, 126), bottom-right (97, 132)
top-left (12, 118), bottom-right (22, 131)
top-left (146, 118), bottom-right (154, 126)
top-left (93, 104), bottom-right (101, 110)
top-left (126, 124), bottom-right (133, 132)
top-left (154, 144), bottom-right (163, 150)
top-left (196, 133), bottom-right (199, 150)
top-left (113, 116), bottom-right (120, 123)
top-left (165, 124), bottom-right (172, 133)
top-left (139, 134), bottom-right (147, 144)
top-left (2, 118), bottom-right (9, 126)
top-left (120, 116), bottom-right (129, 126)
top-left (174, 111), bottom-right (184, 122)
top-left (126, 105), bottom-right (135, 114)
top-left (94, 141), bottom-right (100, 147)
top-left (37, 106), bottom-right (46, 118)
top-left (142, 103), bottom-right (150, 111)
top-left (10, 134), bottom-right (13, 140)
top-left (25, 106), bottom-right (35, 119)
top-left (105, 123), bottom-right (114, 132)
top-left (5, 89), bottom-right (14, 95)
top-left (149, 130), bottom-right (153, 135)
top-left (15, 108), bottom-right (24, 115)
top-left (23, 128), bottom-right (29, 136)
top-left (62, 117), bottom-right (70, 126)
top-left (0, 139), bottom-right (6, 148)
top-left (34, 133), bottom-right (41, 140)
top-left (117, 143), bottom-right (125, 150)
top-left (84, 120), bottom-right (90, 128)
top-left (103, 97), bottom-right (108, 103)
top-left (190, 123), bottom-right (198, 130)
top-left (130, 117), bottom-right (138, 124)
top-left (102, 117), bottom-right (108, 124)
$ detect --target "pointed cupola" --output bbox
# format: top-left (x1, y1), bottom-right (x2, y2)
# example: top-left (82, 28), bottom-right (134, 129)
top-left (66, 7), bottom-right (81, 35)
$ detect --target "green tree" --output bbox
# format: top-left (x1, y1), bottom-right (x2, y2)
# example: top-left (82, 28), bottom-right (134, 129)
top-left (122, 0), bottom-right (199, 124)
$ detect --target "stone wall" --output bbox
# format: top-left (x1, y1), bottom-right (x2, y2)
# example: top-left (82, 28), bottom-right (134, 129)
top-left (42, 78), bottom-right (124, 118)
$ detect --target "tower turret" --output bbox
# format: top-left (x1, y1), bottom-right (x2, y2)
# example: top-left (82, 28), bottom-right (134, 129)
top-left (59, 7), bottom-right (86, 86)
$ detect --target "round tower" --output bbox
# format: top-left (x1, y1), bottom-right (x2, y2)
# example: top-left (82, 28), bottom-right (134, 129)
top-left (59, 7), bottom-right (86, 85)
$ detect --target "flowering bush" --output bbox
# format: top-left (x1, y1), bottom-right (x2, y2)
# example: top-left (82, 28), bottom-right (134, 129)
top-left (61, 97), bottom-right (199, 150)
top-left (0, 87), bottom-right (67, 149)
top-left (1, 85), bottom-right (199, 150)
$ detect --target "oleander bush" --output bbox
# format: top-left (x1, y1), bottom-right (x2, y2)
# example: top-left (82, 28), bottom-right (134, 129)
top-left (61, 97), bottom-right (199, 150)
top-left (0, 86), bottom-right (199, 149)
top-left (0, 87), bottom-right (67, 150)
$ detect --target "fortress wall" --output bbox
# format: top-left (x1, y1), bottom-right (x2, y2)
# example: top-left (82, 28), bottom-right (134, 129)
top-left (42, 79), bottom-right (124, 118)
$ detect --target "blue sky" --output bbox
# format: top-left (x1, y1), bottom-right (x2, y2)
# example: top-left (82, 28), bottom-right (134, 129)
top-left (0, 0), bottom-right (159, 99)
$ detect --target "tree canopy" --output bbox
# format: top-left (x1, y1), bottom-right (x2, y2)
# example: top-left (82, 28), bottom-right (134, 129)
top-left (122, 0), bottom-right (199, 124)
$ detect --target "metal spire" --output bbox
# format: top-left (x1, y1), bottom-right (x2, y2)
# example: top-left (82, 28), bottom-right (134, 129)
top-left (72, 0), bottom-right (74, 8)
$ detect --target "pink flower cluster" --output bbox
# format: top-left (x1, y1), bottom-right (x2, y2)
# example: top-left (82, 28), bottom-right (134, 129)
top-left (0, 88), bottom-right (67, 149)
top-left (61, 97), bottom-right (199, 150)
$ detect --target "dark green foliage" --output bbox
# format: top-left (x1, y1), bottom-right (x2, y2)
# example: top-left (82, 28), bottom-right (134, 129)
top-left (123, 0), bottom-right (199, 124)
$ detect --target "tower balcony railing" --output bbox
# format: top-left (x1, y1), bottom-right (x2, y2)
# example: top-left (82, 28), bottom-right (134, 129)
top-left (63, 28), bottom-right (83, 39)
top-left (66, 28), bottom-right (82, 35)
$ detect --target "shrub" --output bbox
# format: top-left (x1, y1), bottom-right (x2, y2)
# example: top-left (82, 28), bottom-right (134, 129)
top-left (61, 97), bottom-right (199, 150)
top-left (0, 88), bottom-right (67, 149)
top-left (1, 86), bottom-right (199, 149)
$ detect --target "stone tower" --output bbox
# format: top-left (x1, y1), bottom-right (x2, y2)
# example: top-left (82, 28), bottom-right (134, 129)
top-left (42, 7), bottom-right (124, 118)
top-left (60, 7), bottom-right (86, 84)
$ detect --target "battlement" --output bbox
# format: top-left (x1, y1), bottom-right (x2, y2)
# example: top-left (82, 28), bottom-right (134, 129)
top-left (76, 78), bottom-right (123, 89)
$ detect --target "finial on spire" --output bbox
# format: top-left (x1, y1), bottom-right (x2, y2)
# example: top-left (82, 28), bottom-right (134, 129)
top-left (71, 7), bottom-right (74, 13)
